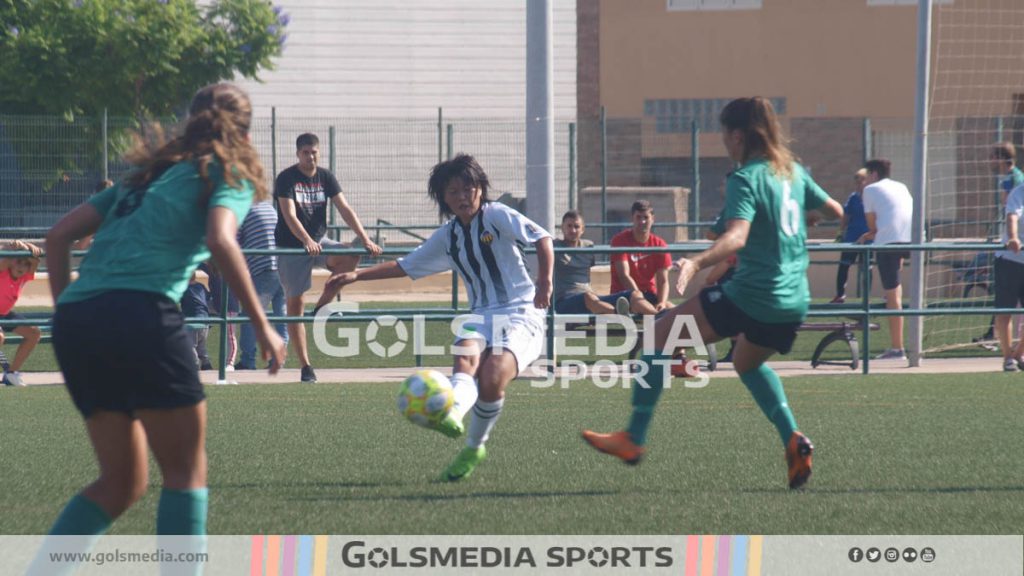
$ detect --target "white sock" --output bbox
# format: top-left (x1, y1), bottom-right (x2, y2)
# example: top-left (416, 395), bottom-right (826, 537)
top-left (466, 398), bottom-right (504, 449)
top-left (450, 372), bottom-right (479, 420)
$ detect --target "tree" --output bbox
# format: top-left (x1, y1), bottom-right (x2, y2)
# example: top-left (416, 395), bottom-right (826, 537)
top-left (0, 0), bottom-right (289, 118)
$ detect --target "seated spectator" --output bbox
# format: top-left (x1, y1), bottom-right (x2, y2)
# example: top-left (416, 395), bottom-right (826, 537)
top-left (0, 240), bottom-right (43, 386)
top-left (609, 200), bottom-right (672, 314)
top-left (553, 210), bottom-right (631, 317)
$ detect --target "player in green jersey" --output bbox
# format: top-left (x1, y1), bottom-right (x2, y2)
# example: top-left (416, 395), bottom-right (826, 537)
top-left (583, 96), bottom-right (843, 489)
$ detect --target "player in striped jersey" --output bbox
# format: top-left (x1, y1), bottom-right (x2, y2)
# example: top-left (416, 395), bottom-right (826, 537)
top-left (235, 200), bottom-right (289, 370)
top-left (323, 154), bottom-right (554, 481)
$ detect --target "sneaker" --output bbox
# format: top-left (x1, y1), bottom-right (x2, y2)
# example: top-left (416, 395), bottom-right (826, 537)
top-left (972, 330), bottom-right (995, 343)
top-left (785, 432), bottom-right (814, 489)
top-left (875, 348), bottom-right (906, 360)
top-left (441, 446), bottom-right (487, 482)
top-left (829, 295), bottom-right (846, 304)
top-left (224, 364), bottom-right (235, 372)
top-left (1016, 357), bottom-right (1024, 371)
top-left (1004, 358), bottom-right (1020, 372)
top-left (581, 430), bottom-right (645, 465)
top-left (233, 362), bottom-right (256, 371)
top-left (434, 413), bottom-right (465, 439)
top-left (300, 365), bottom-right (317, 383)
top-left (199, 360), bottom-right (214, 371)
top-left (614, 296), bottom-right (631, 317)
top-left (2, 371), bottom-right (25, 387)
top-left (670, 354), bottom-right (698, 378)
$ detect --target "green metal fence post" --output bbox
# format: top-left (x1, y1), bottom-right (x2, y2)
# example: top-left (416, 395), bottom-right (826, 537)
top-left (218, 280), bottom-right (229, 382)
top-left (862, 117), bottom-right (872, 163)
top-left (568, 122), bottom-right (576, 211)
top-left (271, 107), bottom-right (278, 182)
top-left (329, 125), bottom-right (338, 241)
top-left (861, 246), bottom-right (871, 375)
top-left (102, 108), bottom-right (109, 181)
top-left (437, 107), bottom-right (443, 165)
top-left (446, 124), bottom-right (453, 160)
top-left (600, 106), bottom-right (608, 245)
top-left (691, 119), bottom-right (700, 235)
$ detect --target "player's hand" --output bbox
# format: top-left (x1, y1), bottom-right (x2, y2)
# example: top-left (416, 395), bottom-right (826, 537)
top-left (673, 258), bottom-right (699, 295)
top-left (258, 327), bottom-right (287, 375)
top-left (303, 238), bottom-right (322, 256)
top-left (362, 239), bottom-right (384, 257)
top-left (655, 301), bottom-right (670, 312)
top-left (1008, 238), bottom-right (1022, 253)
top-left (17, 241), bottom-right (42, 257)
top-left (533, 277), bottom-right (552, 309)
top-left (325, 271), bottom-right (358, 292)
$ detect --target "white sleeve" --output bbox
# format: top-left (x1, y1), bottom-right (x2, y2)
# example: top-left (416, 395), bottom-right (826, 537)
top-left (1006, 185), bottom-right (1024, 217)
top-left (861, 185), bottom-right (876, 214)
top-left (397, 225), bottom-right (451, 280)
top-left (490, 203), bottom-right (552, 245)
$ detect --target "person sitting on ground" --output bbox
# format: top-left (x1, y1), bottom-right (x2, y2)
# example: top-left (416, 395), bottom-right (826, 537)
top-left (0, 239), bottom-right (43, 387)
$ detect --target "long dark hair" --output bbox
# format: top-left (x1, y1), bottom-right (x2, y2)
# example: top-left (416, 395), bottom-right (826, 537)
top-left (427, 154), bottom-right (491, 218)
top-left (719, 97), bottom-right (794, 179)
top-left (124, 83), bottom-right (268, 205)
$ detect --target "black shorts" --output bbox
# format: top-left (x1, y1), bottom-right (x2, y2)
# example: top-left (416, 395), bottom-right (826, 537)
top-left (699, 286), bottom-right (801, 355)
top-left (0, 310), bottom-right (24, 334)
top-left (877, 246), bottom-right (910, 290)
top-left (53, 290), bottom-right (204, 418)
top-left (994, 257), bottom-right (1024, 309)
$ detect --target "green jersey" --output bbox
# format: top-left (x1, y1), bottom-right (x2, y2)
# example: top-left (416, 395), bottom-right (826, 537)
top-left (59, 161), bottom-right (253, 305)
top-left (721, 158), bottom-right (830, 323)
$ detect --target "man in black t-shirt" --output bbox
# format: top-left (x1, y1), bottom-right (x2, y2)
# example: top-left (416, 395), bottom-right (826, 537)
top-left (275, 132), bottom-right (382, 382)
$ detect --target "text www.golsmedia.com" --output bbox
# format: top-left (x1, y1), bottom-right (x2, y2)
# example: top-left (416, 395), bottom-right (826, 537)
top-left (48, 550), bottom-right (208, 566)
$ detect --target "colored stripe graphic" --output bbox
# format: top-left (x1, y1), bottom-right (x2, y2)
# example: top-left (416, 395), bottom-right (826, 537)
top-left (250, 535), bottom-right (264, 576)
top-left (717, 536), bottom-right (732, 575)
top-left (685, 535), bottom-right (699, 576)
top-left (731, 536), bottom-right (748, 576)
top-left (282, 536), bottom-right (297, 576)
top-left (313, 536), bottom-right (329, 576)
top-left (266, 536), bottom-right (281, 576)
top-left (701, 536), bottom-right (716, 576)
top-left (747, 536), bottom-right (763, 576)
top-left (297, 536), bottom-right (314, 576)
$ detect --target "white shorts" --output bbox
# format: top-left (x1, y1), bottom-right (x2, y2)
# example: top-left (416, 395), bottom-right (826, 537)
top-left (454, 305), bottom-right (546, 376)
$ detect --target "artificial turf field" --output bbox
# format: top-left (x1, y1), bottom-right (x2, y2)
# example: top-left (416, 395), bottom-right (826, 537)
top-left (2, 372), bottom-right (1021, 535)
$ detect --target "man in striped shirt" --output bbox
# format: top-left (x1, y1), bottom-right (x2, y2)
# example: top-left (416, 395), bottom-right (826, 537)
top-left (235, 200), bottom-right (289, 370)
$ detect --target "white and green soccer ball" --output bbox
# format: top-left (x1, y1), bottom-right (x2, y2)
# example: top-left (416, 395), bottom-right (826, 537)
top-left (397, 369), bottom-right (454, 428)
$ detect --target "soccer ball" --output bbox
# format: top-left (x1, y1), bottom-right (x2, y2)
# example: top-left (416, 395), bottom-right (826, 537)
top-left (397, 370), bottom-right (454, 428)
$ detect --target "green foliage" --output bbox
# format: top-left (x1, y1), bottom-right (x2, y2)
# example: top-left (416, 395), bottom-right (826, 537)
top-left (0, 0), bottom-right (288, 118)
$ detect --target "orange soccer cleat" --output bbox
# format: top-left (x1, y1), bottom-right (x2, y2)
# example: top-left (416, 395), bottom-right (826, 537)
top-left (785, 431), bottom-right (814, 489)
top-left (581, 430), bottom-right (646, 465)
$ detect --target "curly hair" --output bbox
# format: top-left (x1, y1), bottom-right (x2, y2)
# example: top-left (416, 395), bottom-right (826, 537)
top-left (124, 83), bottom-right (268, 206)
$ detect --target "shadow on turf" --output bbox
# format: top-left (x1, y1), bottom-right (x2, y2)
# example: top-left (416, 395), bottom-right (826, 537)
top-left (211, 481), bottom-right (405, 490)
top-left (287, 489), bottom-right (621, 504)
top-left (736, 485), bottom-right (1024, 495)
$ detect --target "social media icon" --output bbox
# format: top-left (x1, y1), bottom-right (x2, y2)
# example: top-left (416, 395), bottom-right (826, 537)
top-left (866, 548), bottom-right (881, 562)
top-left (885, 548), bottom-right (899, 562)
top-left (921, 547), bottom-right (935, 563)
top-left (903, 547), bottom-right (918, 562)
top-left (849, 547), bottom-right (864, 563)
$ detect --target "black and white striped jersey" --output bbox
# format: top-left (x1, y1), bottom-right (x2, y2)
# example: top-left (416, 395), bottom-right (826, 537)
top-left (398, 202), bottom-right (552, 312)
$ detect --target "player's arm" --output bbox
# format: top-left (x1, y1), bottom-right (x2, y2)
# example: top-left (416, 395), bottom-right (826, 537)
top-left (45, 204), bottom-right (104, 302)
top-left (533, 236), bottom-right (554, 309)
top-left (674, 219), bottom-right (750, 295)
top-left (206, 206), bottom-right (287, 373)
top-left (1007, 213), bottom-right (1021, 252)
top-left (331, 194), bottom-right (383, 256)
top-left (654, 267), bottom-right (670, 310)
top-left (278, 196), bottom-right (321, 256)
top-left (612, 258), bottom-right (640, 292)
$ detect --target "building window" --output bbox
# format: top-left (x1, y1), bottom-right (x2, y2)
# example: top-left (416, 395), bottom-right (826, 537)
top-left (667, 0), bottom-right (763, 11)
top-left (644, 97), bottom-right (787, 134)
top-left (867, 0), bottom-right (953, 5)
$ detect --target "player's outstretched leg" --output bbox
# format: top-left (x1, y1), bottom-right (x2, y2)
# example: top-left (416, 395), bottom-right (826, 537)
top-left (433, 372), bottom-right (477, 439)
top-left (441, 445), bottom-right (487, 482)
top-left (581, 352), bottom-right (669, 465)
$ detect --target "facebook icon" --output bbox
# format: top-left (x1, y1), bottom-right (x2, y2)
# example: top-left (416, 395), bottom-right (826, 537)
top-left (848, 547), bottom-right (864, 563)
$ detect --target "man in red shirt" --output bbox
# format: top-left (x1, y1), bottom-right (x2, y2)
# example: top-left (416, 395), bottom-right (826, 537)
top-left (609, 200), bottom-right (672, 314)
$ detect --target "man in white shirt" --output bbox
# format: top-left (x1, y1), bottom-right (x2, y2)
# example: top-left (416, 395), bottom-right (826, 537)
top-left (858, 158), bottom-right (913, 360)
top-left (994, 183), bottom-right (1024, 371)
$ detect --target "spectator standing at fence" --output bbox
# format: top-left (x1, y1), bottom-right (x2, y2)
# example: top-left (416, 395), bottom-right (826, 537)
top-left (37, 84), bottom-right (286, 560)
top-left (0, 239), bottom-right (43, 387)
top-left (993, 181), bottom-right (1024, 371)
top-left (274, 132), bottom-right (382, 383)
top-left (609, 200), bottom-right (672, 314)
top-left (857, 158), bottom-right (913, 361)
top-left (235, 200), bottom-right (289, 370)
top-left (553, 210), bottom-right (631, 317)
top-left (180, 268), bottom-right (213, 371)
top-left (830, 168), bottom-right (870, 304)
top-left (323, 154), bottom-right (553, 482)
top-left (582, 96), bottom-right (843, 490)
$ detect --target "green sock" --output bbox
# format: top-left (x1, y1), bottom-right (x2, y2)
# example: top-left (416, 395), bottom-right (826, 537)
top-left (157, 488), bottom-right (208, 535)
top-left (49, 493), bottom-right (112, 535)
top-left (626, 353), bottom-right (670, 445)
top-left (739, 364), bottom-right (798, 446)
